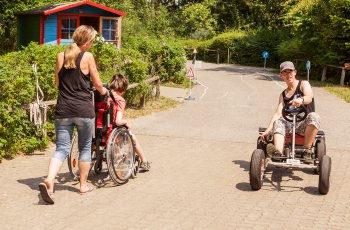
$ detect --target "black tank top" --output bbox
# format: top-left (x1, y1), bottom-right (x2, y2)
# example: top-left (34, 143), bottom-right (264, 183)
top-left (281, 80), bottom-right (315, 114)
top-left (55, 52), bottom-right (94, 119)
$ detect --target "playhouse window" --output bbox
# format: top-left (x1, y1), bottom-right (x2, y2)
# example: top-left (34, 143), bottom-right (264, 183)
top-left (61, 18), bottom-right (77, 39)
top-left (101, 18), bottom-right (117, 41)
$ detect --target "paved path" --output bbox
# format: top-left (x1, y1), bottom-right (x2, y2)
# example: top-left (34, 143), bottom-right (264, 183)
top-left (1, 62), bottom-right (350, 229)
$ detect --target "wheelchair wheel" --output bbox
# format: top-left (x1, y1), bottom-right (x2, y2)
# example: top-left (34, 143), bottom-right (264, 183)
top-left (130, 155), bottom-right (140, 179)
top-left (93, 137), bottom-right (103, 175)
top-left (318, 155), bottom-right (331, 195)
top-left (106, 127), bottom-right (135, 185)
top-left (68, 134), bottom-right (80, 180)
top-left (249, 149), bottom-right (266, 190)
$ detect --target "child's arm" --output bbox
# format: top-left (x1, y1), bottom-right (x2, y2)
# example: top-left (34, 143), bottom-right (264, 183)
top-left (115, 111), bottom-right (129, 128)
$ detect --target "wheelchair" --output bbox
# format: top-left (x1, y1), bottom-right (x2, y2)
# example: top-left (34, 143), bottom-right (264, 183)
top-left (249, 104), bottom-right (331, 194)
top-left (67, 88), bottom-right (140, 186)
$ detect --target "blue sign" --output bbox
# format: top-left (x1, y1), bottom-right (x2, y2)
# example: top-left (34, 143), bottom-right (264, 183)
top-left (262, 51), bottom-right (269, 59)
top-left (306, 60), bottom-right (311, 71)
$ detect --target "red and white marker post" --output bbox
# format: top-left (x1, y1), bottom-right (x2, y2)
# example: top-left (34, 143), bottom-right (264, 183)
top-left (185, 67), bottom-right (195, 100)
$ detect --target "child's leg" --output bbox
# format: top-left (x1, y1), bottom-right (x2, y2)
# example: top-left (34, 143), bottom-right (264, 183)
top-left (131, 134), bottom-right (147, 162)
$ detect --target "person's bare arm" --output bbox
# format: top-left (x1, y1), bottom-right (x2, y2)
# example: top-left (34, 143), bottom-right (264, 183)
top-left (55, 52), bottom-right (64, 88)
top-left (87, 52), bottom-right (107, 95)
top-left (300, 80), bottom-right (313, 104)
top-left (115, 111), bottom-right (129, 128)
top-left (260, 94), bottom-right (284, 141)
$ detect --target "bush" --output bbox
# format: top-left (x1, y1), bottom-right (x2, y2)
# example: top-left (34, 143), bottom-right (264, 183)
top-left (180, 29), bottom-right (290, 68)
top-left (0, 44), bottom-right (61, 159)
top-left (125, 36), bottom-right (187, 84)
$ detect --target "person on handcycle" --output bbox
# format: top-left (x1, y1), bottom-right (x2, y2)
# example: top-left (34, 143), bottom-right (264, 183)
top-left (260, 61), bottom-right (321, 159)
top-left (109, 74), bottom-right (151, 171)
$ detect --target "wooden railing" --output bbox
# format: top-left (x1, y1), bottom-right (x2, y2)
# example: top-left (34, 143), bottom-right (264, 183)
top-left (185, 48), bottom-right (232, 64)
top-left (128, 75), bottom-right (160, 107)
top-left (294, 59), bottom-right (349, 86)
top-left (16, 75), bottom-right (160, 111)
top-left (321, 65), bottom-right (348, 86)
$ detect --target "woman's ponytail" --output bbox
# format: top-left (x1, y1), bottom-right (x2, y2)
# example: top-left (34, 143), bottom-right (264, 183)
top-left (63, 43), bottom-right (80, 69)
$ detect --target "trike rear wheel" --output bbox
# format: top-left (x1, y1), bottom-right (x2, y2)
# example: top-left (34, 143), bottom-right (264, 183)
top-left (316, 137), bottom-right (326, 160)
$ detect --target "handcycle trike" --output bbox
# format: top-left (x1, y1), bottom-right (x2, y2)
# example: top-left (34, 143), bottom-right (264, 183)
top-left (67, 88), bottom-right (140, 186)
top-left (249, 104), bottom-right (331, 194)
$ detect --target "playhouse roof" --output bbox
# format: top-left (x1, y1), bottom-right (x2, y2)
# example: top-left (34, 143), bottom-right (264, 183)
top-left (16, 0), bottom-right (125, 16)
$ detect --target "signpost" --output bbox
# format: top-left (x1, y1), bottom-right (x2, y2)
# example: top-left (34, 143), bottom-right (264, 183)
top-left (306, 60), bottom-right (311, 81)
top-left (185, 67), bottom-right (195, 100)
top-left (192, 48), bottom-right (197, 65)
top-left (192, 48), bottom-right (200, 83)
top-left (262, 51), bottom-right (269, 69)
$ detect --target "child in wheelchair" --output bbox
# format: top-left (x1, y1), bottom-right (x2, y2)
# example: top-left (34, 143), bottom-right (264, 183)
top-left (109, 74), bottom-right (151, 171)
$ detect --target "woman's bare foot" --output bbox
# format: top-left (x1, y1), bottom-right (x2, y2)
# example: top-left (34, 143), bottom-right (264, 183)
top-left (43, 179), bottom-right (54, 193)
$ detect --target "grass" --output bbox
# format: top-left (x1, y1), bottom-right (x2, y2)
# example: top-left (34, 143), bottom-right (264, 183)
top-left (310, 80), bottom-right (350, 103)
top-left (161, 78), bottom-right (193, 89)
top-left (124, 96), bottom-right (182, 119)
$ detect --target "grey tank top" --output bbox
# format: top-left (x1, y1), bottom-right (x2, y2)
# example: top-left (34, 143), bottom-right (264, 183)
top-left (281, 80), bottom-right (315, 114)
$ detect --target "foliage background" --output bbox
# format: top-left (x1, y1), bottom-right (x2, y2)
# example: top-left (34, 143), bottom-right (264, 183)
top-left (2, 0), bottom-right (350, 66)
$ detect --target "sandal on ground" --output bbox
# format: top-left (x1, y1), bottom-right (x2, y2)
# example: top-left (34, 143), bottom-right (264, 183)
top-left (139, 161), bottom-right (151, 171)
top-left (38, 182), bottom-right (54, 204)
top-left (79, 184), bottom-right (94, 194)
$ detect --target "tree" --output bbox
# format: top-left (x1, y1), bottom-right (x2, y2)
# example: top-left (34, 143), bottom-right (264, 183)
top-left (181, 1), bottom-right (217, 39)
top-left (283, 0), bottom-right (350, 64)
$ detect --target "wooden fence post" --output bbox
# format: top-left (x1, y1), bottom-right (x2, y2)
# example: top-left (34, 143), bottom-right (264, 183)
top-left (321, 66), bottom-right (327, 81)
top-left (139, 95), bottom-right (146, 108)
top-left (155, 78), bottom-right (160, 100)
top-left (216, 49), bottom-right (219, 64)
top-left (340, 67), bottom-right (345, 86)
top-left (227, 48), bottom-right (230, 64)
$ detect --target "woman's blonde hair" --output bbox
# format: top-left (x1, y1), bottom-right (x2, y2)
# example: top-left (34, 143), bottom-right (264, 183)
top-left (64, 25), bottom-right (97, 69)
top-left (110, 74), bottom-right (128, 93)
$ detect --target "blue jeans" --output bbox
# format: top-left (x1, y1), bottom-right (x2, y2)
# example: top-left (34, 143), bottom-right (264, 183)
top-left (52, 117), bottom-right (94, 163)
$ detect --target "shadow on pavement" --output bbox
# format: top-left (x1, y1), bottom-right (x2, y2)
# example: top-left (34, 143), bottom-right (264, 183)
top-left (202, 66), bottom-right (271, 74)
top-left (232, 160), bottom-right (249, 171)
top-left (233, 160), bottom-right (321, 195)
top-left (235, 182), bottom-right (253, 192)
top-left (303, 186), bottom-right (322, 195)
top-left (264, 168), bottom-right (304, 192)
top-left (17, 171), bottom-right (79, 193)
top-left (17, 169), bottom-right (126, 205)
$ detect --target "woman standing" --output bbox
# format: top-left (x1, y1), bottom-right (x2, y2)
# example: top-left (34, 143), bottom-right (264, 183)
top-left (39, 25), bottom-right (107, 204)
